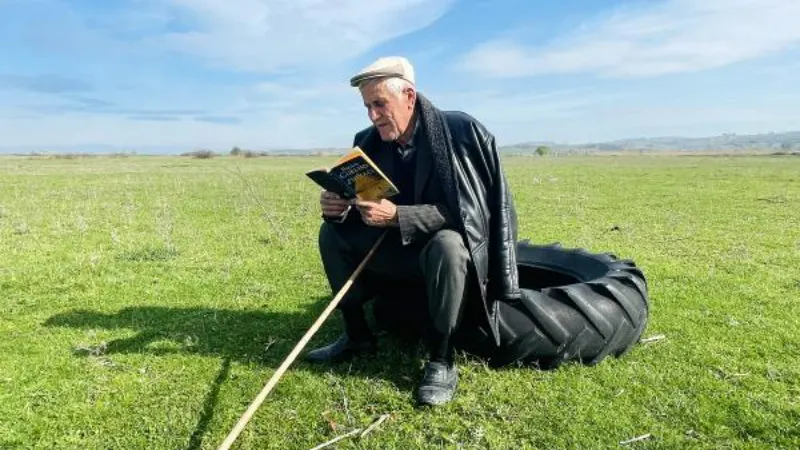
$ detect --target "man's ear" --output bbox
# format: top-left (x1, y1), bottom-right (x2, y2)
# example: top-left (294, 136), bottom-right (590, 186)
top-left (406, 88), bottom-right (417, 109)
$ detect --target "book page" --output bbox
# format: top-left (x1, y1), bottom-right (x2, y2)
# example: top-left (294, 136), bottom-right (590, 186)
top-left (326, 149), bottom-right (399, 201)
top-left (333, 147), bottom-right (364, 166)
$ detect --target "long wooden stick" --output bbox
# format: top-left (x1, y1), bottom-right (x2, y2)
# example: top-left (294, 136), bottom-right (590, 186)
top-left (217, 229), bottom-right (388, 450)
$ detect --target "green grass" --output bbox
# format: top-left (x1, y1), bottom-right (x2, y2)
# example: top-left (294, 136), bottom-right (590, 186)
top-left (1, 154), bottom-right (798, 449)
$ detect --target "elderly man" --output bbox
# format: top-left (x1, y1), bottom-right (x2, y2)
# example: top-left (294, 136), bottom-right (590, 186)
top-left (307, 56), bottom-right (520, 406)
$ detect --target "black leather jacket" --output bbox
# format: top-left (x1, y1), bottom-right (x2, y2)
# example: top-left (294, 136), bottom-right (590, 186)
top-left (355, 94), bottom-right (521, 345)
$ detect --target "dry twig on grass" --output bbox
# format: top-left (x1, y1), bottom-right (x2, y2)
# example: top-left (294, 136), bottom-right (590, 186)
top-left (309, 428), bottom-right (362, 450)
top-left (640, 334), bottom-right (666, 344)
top-left (360, 414), bottom-right (391, 438)
top-left (263, 337), bottom-right (277, 353)
top-left (336, 380), bottom-right (353, 426)
top-left (307, 413), bottom-right (392, 450)
top-left (620, 433), bottom-right (652, 445)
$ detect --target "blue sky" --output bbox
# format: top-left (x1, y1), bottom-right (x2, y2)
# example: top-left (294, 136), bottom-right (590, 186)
top-left (1, 0), bottom-right (800, 152)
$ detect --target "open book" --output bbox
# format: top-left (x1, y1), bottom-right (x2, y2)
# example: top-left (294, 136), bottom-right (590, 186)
top-left (306, 146), bottom-right (399, 201)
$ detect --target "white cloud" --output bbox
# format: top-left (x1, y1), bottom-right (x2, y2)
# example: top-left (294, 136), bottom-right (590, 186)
top-left (249, 80), bottom-right (357, 111)
top-left (157, 0), bottom-right (455, 73)
top-left (0, 77), bottom-right (369, 149)
top-left (3, 86), bottom-right (800, 149)
top-left (560, 102), bottom-right (800, 142)
top-left (459, 0), bottom-right (800, 78)
top-left (0, 108), bottom-right (360, 150)
top-left (5, 0), bottom-right (800, 150)
top-left (422, 82), bottom-right (800, 144)
top-left (435, 87), bottom-right (616, 125)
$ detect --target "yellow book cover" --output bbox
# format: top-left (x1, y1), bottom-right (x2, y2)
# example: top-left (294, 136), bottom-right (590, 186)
top-left (306, 146), bottom-right (399, 201)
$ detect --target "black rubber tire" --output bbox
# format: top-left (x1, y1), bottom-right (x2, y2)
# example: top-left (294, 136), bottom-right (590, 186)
top-left (484, 240), bottom-right (648, 368)
top-left (371, 240), bottom-right (650, 369)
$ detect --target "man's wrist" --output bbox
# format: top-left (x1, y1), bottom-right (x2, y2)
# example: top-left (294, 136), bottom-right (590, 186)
top-left (323, 205), bottom-right (351, 223)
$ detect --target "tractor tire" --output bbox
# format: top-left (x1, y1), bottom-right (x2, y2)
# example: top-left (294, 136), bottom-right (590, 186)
top-left (372, 240), bottom-right (650, 369)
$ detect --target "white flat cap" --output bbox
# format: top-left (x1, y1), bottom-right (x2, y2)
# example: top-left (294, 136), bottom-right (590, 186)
top-left (349, 56), bottom-right (415, 87)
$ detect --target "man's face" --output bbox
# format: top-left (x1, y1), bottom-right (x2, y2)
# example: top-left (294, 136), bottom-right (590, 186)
top-left (359, 80), bottom-right (415, 142)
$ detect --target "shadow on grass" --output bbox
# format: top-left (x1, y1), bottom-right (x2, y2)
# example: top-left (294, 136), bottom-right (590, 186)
top-left (186, 357), bottom-right (230, 450)
top-left (43, 301), bottom-right (423, 378)
top-left (45, 303), bottom-right (323, 362)
top-left (43, 302), bottom-right (424, 448)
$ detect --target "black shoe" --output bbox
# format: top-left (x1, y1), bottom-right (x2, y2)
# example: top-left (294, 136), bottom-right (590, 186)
top-left (305, 333), bottom-right (376, 363)
top-left (416, 361), bottom-right (458, 406)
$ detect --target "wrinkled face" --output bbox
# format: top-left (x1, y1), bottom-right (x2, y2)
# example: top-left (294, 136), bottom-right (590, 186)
top-left (359, 79), bottom-right (416, 142)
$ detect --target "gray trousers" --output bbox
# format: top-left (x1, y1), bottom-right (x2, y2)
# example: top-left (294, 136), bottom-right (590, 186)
top-left (318, 222), bottom-right (471, 338)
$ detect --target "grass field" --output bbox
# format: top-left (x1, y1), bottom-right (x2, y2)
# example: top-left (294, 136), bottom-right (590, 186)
top-left (1, 154), bottom-right (798, 449)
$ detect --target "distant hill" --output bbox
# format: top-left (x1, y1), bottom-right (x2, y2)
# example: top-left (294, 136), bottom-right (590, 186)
top-left (504, 130), bottom-right (800, 153)
top-left (3, 130), bottom-right (800, 155)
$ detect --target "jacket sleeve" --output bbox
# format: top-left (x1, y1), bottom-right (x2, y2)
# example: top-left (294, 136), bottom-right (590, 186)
top-left (396, 203), bottom-right (453, 245)
top-left (484, 133), bottom-right (521, 300)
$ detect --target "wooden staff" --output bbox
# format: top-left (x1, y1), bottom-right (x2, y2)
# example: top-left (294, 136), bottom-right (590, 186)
top-left (217, 229), bottom-right (388, 450)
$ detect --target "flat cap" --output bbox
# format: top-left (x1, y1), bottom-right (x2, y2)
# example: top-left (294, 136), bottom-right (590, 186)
top-left (349, 56), bottom-right (415, 87)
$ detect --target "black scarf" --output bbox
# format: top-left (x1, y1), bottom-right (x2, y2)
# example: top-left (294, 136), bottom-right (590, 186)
top-left (414, 93), bottom-right (459, 219)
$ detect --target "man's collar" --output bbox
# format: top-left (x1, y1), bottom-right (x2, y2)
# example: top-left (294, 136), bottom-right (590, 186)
top-left (394, 112), bottom-right (419, 149)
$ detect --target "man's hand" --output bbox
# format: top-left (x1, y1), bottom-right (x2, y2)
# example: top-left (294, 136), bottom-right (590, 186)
top-left (355, 198), bottom-right (398, 227)
top-left (320, 191), bottom-right (350, 218)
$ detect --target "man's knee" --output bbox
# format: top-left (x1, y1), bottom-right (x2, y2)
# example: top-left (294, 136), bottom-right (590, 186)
top-left (420, 230), bottom-right (470, 272)
top-left (318, 221), bottom-right (335, 248)
top-left (319, 221), bottom-right (346, 257)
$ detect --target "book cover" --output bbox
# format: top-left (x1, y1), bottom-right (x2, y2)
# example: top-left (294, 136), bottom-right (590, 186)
top-left (306, 147), bottom-right (399, 201)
